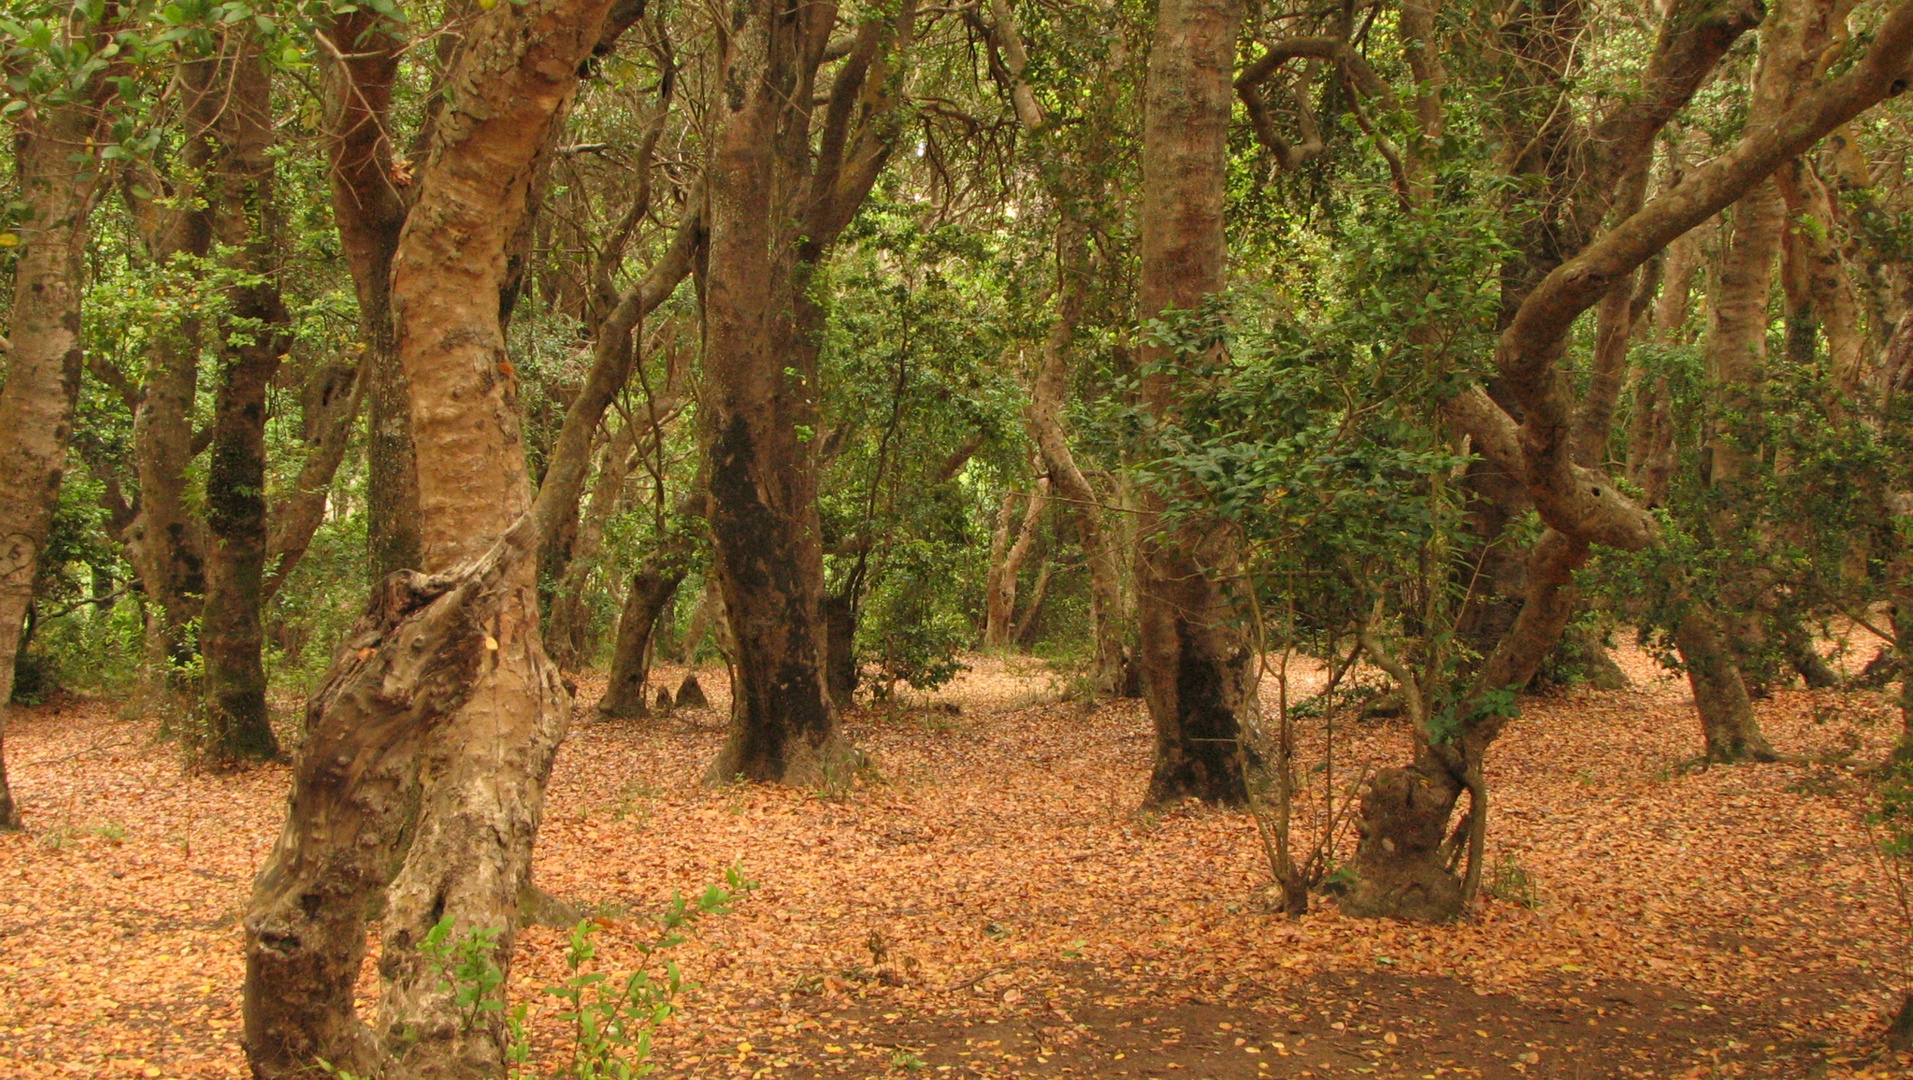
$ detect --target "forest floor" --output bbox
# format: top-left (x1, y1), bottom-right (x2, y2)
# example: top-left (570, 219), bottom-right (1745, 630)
top-left (2, 646), bottom-right (1911, 1080)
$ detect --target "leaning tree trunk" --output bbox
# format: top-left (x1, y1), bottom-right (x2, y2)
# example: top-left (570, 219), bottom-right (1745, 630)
top-left (1134, 0), bottom-right (1252, 807)
top-left (984, 476), bottom-right (1046, 648)
top-left (0, 89), bottom-right (112, 829)
top-left (1023, 226), bottom-right (1128, 697)
top-left (598, 490), bottom-right (703, 720)
top-left (1676, 601), bottom-right (1778, 762)
top-left (243, 0), bottom-right (613, 1074)
top-left (200, 36), bottom-right (289, 766)
top-left (597, 562), bottom-right (690, 720)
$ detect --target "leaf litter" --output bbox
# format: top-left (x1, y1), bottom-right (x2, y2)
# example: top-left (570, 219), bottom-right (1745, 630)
top-left (1, 646), bottom-right (1908, 1079)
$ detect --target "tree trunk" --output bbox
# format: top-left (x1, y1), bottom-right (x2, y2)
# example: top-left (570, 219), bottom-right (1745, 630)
top-left (676, 574), bottom-right (723, 663)
top-left (1023, 227), bottom-right (1126, 696)
top-left (124, 57), bottom-right (224, 719)
top-left (546, 421), bottom-right (638, 667)
top-left (0, 86), bottom-right (112, 829)
top-left (700, 0), bottom-right (914, 785)
top-left (1135, 0), bottom-right (1251, 807)
top-left (597, 486), bottom-right (702, 720)
top-left (1345, 530), bottom-right (1589, 920)
top-left (597, 563), bottom-right (690, 720)
top-left (243, 0), bottom-right (612, 1074)
top-left (1675, 601), bottom-right (1778, 762)
top-left (1627, 223), bottom-right (1706, 506)
top-left (200, 37), bottom-right (288, 766)
top-left (263, 359), bottom-right (367, 599)
top-left (321, 9), bottom-right (422, 582)
top-left (1013, 557), bottom-right (1053, 647)
top-left (825, 591), bottom-right (858, 706)
top-left (984, 477), bottom-right (1046, 648)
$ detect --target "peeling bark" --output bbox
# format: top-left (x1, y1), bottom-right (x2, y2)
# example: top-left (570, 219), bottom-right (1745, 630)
top-left (244, 0), bottom-right (614, 1073)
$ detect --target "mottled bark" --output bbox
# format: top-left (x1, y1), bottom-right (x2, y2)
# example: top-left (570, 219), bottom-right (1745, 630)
top-left (1136, 0), bottom-right (1251, 807)
top-left (701, 0), bottom-right (914, 785)
top-left (200, 37), bottom-right (289, 766)
top-left (244, 0), bottom-right (613, 1075)
top-left (0, 84), bottom-right (113, 828)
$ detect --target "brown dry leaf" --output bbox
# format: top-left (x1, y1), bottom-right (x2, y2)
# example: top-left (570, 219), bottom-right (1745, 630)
top-left (0, 647), bottom-right (1907, 1079)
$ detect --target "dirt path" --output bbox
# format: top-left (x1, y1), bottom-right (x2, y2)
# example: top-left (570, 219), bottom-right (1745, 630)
top-left (0, 649), bottom-right (1907, 1078)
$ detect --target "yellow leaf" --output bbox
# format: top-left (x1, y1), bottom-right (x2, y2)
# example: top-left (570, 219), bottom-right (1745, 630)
top-left (0, 233), bottom-right (18, 247)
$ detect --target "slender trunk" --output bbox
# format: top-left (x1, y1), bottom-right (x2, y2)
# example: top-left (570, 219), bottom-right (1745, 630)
top-left (984, 477), bottom-right (1046, 648)
top-left (1627, 224), bottom-right (1705, 505)
top-left (676, 573), bottom-right (723, 663)
top-left (546, 421), bottom-right (638, 668)
top-left (1013, 557), bottom-right (1053, 647)
top-left (200, 37), bottom-right (288, 766)
top-left (1135, 0), bottom-right (1251, 807)
top-left (1023, 226), bottom-right (1125, 694)
top-left (263, 359), bottom-right (367, 599)
top-left (124, 56), bottom-right (231, 718)
top-left (244, 0), bottom-right (612, 1074)
top-left (320, 10), bottom-right (421, 581)
top-left (0, 89), bottom-right (112, 828)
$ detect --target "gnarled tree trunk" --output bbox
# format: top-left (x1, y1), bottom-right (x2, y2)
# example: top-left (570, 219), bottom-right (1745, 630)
top-left (243, 0), bottom-right (613, 1075)
top-left (1135, 0), bottom-right (1252, 807)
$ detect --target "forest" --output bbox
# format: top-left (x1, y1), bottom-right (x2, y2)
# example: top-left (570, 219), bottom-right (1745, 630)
top-left (4, 0), bottom-right (1913, 1074)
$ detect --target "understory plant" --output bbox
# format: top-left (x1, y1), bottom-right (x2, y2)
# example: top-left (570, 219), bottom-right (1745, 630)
top-left (321, 865), bottom-right (757, 1079)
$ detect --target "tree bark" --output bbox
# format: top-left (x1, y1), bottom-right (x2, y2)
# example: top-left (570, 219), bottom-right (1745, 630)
top-left (0, 80), bottom-right (114, 829)
top-left (1022, 227), bottom-right (1126, 695)
top-left (700, 0), bottom-right (915, 785)
top-left (597, 559), bottom-right (691, 719)
top-left (983, 477), bottom-right (1045, 648)
top-left (124, 56), bottom-right (225, 717)
top-left (1675, 601), bottom-right (1779, 761)
top-left (200, 36), bottom-right (290, 766)
top-left (597, 486), bottom-right (704, 720)
top-left (1135, 0), bottom-right (1251, 807)
top-left (244, 0), bottom-right (613, 1074)
top-left (320, 9), bottom-right (421, 582)
top-left (263, 359), bottom-right (367, 599)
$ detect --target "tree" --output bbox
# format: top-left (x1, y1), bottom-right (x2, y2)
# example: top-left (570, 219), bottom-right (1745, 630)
top-left (1134, 0), bottom-right (1253, 806)
top-left (0, 5), bottom-right (121, 826)
top-left (243, 0), bottom-right (616, 1072)
top-left (699, 0), bottom-right (916, 784)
